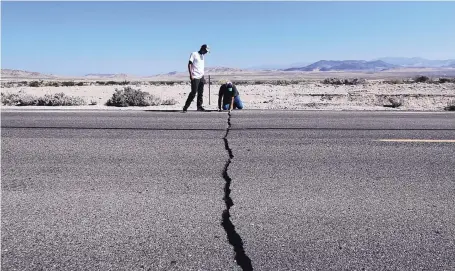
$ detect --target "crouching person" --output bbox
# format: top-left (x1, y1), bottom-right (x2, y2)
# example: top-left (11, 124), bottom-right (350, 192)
top-left (218, 81), bottom-right (244, 112)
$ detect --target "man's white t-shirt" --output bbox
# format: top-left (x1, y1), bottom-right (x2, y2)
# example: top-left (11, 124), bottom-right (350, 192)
top-left (189, 52), bottom-right (205, 79)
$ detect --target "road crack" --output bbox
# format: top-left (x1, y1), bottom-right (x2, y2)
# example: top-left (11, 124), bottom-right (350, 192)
top-left (221, 112), bottom-right (253, 271)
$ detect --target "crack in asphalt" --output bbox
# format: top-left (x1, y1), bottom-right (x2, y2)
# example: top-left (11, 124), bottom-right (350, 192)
top-left (4, 126), bottom-right (455, 131)
top-left (221, 112), bottom-right (253, 271)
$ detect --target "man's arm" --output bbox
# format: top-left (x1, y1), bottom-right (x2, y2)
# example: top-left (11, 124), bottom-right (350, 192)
top-left (188, 61), bottom-right (193, 81)
top-left (229, 97), bottom-right (234, 111)
top-left (230, 85), bottom-right (238, 111)
top-left (188, 53), bottom-right (195, 81)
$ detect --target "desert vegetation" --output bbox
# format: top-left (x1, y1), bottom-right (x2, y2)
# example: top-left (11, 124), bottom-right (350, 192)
top-left (322, 78), bottom-right (367, 85)
top-left (445, 100), bottom-right (455, 111)
top-left (383, 76), bottom-right (455, 85)
top-left (1, 77), bottom-right (453, 110)
top-left (105, 86), bottom-right (176, 107)
top-left (1, 91), bottom-right (86, 106)
top-left (1, 76), bottom-right (455, 89)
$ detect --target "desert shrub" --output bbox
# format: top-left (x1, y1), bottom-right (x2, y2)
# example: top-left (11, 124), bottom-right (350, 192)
top-left (37, 92), bottom-right (85, 106)
top-left (414, 75), bottom-right (430, 83)
top-left (388, 97), bottom-right (402, 108)
top-left (105, 81), bottom-right (117, 85)
top-left (322, 78), bottom-right (366, 85)
top-left (45, 81), bottom-right (61, 87)
top-left (277, 80), bottom-right (302, 85)
top-left (1, 82), bottom-right (14, 88)
top-left (2, 92), bottom-right (20, 105)
top-left (161, 98), bottom-right (178, 105)
top-left (61, 81), bottom-right (75, 87)
top-left (17, 94), bottom-right (40, 105)
top-left (444, 100), bottom-right (455, 111)
top-left (232, 80), bottom-right (250, 85)
top-left (28, 81), bottom-right (42, 87)
top-left (149, 81), bottom-right (175, 86)
top-left (322, 78), bottom-right (342, 85)
top-left (89, 99), bottom-right (98, 105)
top-left (438, 78), bottom-right (454, 84)
top-left (106, 86), bottom-right (161, 107)
top-left (2, 92), bottom-right (38, 106)
top-left (2, 91), bottom-right (85, 106)
top-left (119, 80), bottom-right (130, 85)
top-left (276, 80), bottom-right (289, 86)
top-left (381, 96), bottom-right (403, 108)
top-left (384, 79), bottom-right (404, 84)
top-left (96, 81), bottom-right (106, 85)
top-left (2, 93), bottom-right (11, 105)
top-left (76, 82), bottom-right (84, 86)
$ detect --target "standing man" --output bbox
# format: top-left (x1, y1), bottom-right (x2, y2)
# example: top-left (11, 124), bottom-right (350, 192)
top-left (183, 44), bottom-right (210, 112)
top-left (218, 81), bottom-right (244, 112)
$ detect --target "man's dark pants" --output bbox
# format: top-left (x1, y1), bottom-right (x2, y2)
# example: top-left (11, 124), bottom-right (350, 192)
top-left (184, 77), bottom-right (204, 110)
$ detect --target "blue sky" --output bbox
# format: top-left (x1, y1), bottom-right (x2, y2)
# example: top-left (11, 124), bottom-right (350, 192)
top-left (2, 1), bottom-right (455, 76)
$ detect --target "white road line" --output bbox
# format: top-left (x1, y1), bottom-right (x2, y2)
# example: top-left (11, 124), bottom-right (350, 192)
top-left (376, 139), bottom-right (455, 143)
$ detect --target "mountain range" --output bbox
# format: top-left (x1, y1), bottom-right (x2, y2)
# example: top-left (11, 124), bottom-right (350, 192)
top-left (84, 73), bottom-right (129, 78)
top-left (2, 58), bottom-right (454, 78)
top-left (374, 57), bottom-right (455, 68)
top-left (1, 69), bottom-right (57, 79)
top-left (248, 62), bottom-right (311, 71)
top-left (283, 60), bottom-right (397, 72)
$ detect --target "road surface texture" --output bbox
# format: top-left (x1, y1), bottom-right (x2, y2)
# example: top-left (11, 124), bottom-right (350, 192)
top-left (2, 110), bottom-right (455, 270)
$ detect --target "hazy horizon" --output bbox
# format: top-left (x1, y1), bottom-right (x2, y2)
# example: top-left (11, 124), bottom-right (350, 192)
top-left (2, 2), bottom-right (455, 76)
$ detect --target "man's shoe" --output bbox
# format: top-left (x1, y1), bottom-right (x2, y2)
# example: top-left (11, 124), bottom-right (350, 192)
top-left (197, 107), bottom-right (206, 111)
top-left (182, 107), bottom-right (188, 113)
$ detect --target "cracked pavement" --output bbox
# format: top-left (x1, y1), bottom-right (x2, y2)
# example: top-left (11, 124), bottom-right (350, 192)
top-left (222, 112), bottom-right (253, 270)
top-left (2, 110), bottom-right (455, 270)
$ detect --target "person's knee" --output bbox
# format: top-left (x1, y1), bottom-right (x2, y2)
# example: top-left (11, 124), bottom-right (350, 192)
top-left (190, 87), bottom-right (198, 95)
top-left (198, 81), bottom-right (204, 90)
top-left (236, 100), bottom-right (244, 109)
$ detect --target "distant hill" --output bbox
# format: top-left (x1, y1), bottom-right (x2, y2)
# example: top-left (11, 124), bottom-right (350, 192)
top-left (284, 60), bottom-right (397, 72)
top-left (84, 73), bottom-right (129, 79)
top-left (375, 57), bottom-right (455, 68)
top-left (248, 62), bottom-right (311, 71)
top-left (1, 69), bottom-right (57, 79)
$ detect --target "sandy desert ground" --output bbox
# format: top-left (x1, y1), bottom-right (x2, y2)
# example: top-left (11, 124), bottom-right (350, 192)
top-left (1, 69), bottom-right (455, 111)
top-left (1, 81), bottom-right (454, 111)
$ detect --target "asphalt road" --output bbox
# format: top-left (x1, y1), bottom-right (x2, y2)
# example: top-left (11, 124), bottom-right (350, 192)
top-left (2, 110), bottom-right (455, 270)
